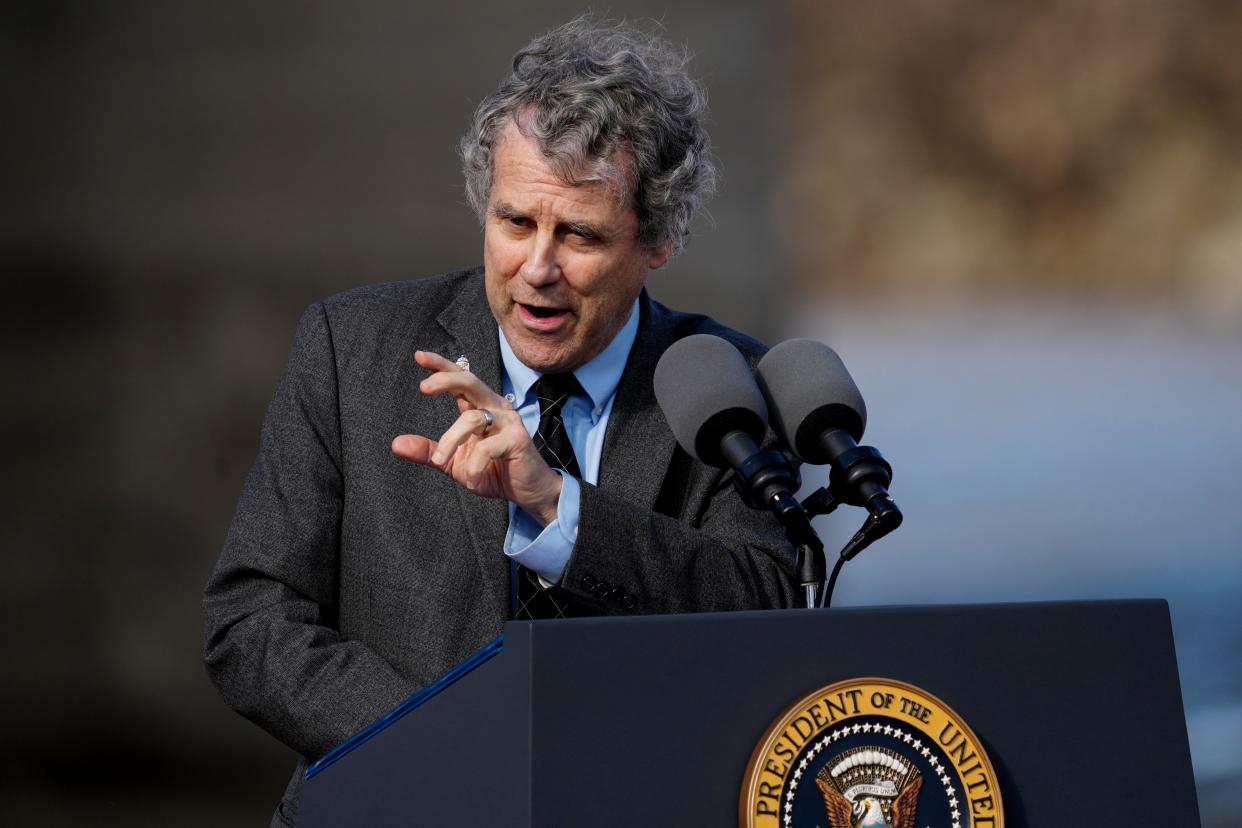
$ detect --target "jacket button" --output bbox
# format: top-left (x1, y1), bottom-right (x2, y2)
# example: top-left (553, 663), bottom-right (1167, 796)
top-left (607, 586), bottom-right (623, 601)
top-left (581, 575), bottom-right (596, 590)
top-left (621, 594), bottom-right (635, 610)
top-left (593, 579), bottom-right (610, 597)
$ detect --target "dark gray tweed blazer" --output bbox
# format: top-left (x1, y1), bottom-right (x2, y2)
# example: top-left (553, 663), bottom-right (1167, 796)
top-left (203, 266), bottom-right (797, 824)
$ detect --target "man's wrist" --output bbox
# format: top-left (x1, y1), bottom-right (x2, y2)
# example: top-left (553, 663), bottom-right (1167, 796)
top-left (529, 470), bottom-right (563, 527)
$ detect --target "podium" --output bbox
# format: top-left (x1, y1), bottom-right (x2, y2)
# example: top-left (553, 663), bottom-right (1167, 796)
top-left (300, 600), bottom-right (1199, 826)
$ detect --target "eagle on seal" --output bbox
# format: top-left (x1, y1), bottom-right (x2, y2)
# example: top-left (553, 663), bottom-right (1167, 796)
top-left (815, 774), bottom-right (922, 828)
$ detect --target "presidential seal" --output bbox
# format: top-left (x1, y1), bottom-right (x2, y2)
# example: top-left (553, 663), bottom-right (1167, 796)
top-left (740, 678), bottom-right (1003, 828)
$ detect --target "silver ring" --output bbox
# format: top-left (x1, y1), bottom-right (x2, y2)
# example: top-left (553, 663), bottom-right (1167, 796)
top-left (478, 408), bottom-right (494, 435)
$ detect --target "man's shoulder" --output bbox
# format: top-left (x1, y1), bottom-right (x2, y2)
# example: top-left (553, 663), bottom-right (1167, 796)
top-left (646, 295), bottom-right (768, 364)
top-left (316, 266), bottom-right (484, 325)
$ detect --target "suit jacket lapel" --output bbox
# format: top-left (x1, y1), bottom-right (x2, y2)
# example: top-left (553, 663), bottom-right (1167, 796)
top-left (434, 270), bottom-right (511, 617)
top-left (599, 292), bottom-right (678, 508)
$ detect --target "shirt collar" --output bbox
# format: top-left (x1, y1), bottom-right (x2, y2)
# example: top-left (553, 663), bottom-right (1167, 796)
top-left (498, 298), bottom-right (640, 412)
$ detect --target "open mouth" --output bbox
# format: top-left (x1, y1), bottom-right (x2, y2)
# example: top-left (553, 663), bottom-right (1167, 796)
top-left (524, 304), bottom-right (563, 318)
top-left (519, 303), bottom-right (569, 323)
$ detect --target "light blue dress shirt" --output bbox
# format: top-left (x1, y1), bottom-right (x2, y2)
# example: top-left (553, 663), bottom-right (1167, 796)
top-left (499, 299), bottom-right (640, 584)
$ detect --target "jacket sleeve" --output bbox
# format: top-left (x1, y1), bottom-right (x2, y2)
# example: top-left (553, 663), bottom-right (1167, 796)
top-left (562, 456), bottom-right (801, 614)
top-left (202, 302), bottom-right (410, 760)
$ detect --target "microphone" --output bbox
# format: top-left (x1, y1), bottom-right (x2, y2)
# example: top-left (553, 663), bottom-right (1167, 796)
top-left (755, 339), bottom-right (902, 558)
top-left (653, 334), bottom-right (799, 510)
top-left (655, 334), bottom-right (824, 603)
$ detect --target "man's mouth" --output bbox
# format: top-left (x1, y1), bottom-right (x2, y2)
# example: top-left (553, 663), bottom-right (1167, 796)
top-left (518, 303), bottom-right (571, 328)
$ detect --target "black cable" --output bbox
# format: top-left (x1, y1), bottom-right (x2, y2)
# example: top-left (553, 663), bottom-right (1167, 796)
top-left (820, 553), bottom-right (847, 608)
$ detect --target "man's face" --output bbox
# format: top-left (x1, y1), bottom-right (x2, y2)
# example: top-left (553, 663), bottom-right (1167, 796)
top-left (484, 120), bottom-right (670, 373)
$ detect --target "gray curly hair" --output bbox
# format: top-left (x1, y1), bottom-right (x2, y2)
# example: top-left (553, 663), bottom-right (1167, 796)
top-left (460, 17), bottom-right (717, 255)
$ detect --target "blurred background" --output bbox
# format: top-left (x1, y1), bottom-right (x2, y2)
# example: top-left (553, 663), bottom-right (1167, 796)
top-left (2, 1), bottom-right (1238, 825)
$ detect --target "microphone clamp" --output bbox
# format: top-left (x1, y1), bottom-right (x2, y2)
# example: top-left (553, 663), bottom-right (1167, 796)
top-left (728, 446), bottom-right (801, 512)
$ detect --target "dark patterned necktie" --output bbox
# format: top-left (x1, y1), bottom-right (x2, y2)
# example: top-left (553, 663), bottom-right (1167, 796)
top-left (514, 372), bottom-right (584, 620)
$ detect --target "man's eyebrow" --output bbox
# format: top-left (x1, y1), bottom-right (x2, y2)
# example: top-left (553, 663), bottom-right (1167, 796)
top-left (490, 202), bottom-right (524, 219)
top-left (561, 219), bottom-right (610, 240)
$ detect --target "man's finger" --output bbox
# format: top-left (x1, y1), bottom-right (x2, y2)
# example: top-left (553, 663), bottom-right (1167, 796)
top-left (413, 350), bottom-right (463, 373)
top-left (428, 408), bottom-right (496, 467)
top-left (419, 369), bottom-right (504, 409)
top-left (462, 431), bottom-right (518, 486)
top-left (391, 434), bottom-right (437, 465)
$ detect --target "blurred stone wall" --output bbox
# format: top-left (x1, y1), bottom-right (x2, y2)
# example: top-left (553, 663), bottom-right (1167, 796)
top-left (780, 0), bottom-right (1242, 328)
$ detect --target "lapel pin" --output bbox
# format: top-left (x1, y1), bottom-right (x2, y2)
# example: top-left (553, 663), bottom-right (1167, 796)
top-left (455, 355), bottom-right (471, 372)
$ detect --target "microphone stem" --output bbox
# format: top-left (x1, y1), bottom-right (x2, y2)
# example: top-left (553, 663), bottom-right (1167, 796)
top-left (719, 429), bottom-right (830, 607)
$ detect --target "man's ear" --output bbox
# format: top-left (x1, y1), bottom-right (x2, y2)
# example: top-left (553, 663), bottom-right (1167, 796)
top-left (647, 240), bottom-right (675, 271)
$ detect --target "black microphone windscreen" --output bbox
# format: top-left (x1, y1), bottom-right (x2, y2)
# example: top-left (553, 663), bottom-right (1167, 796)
top-left (756, 338), bottom-right (867, 464)
top-left (653, 334), bottom-right (768, 467)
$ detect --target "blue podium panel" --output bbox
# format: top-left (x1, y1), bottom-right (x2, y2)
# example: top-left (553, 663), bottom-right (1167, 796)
top-left (301, 634), bottom-right (528, 826)
top-left (301, 600), bottom-right (1199, 827)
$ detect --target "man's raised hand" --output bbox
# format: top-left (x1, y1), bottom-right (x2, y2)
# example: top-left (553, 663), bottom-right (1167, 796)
top-left (391, 351), bottom-right (562, 526)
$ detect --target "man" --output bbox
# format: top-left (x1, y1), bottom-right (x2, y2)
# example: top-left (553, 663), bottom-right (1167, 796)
top-left (204, 17), bottom-right (797, 825)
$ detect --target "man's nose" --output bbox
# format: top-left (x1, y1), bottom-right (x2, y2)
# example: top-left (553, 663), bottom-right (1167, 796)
top-left (518, 232), bottom-right (561, 287)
